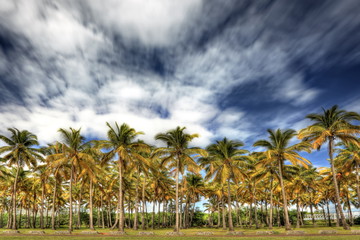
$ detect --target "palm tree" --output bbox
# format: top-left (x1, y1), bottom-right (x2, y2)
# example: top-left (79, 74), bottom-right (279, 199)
top-left (183, 174), bottom-right (205, 228)
top-left (97, 122), bottom-right (148, 232)
top-left (254, 129), bottom-right (311, 230)
top-left (47, 128), bottom-right (95, 232)
top-left (336, 140), bottom-right (360, 206)
top-left (155, 126), bottom-right (205, 233)
top-left (44, 142), bottom-right (69, 230)
top-left (298, 105), bottom-right (360, 230)
top-left (200, 138), bottom-right (249, 231)
top-left (0, 128), bottom-right (43, 229)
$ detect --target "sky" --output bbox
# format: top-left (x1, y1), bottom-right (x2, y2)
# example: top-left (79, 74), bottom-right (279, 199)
top-left (1, 0), bottom-right (360, 168)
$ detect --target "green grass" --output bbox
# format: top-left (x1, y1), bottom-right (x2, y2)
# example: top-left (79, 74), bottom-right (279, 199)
top-left (1, 226), bottom-right (360, 239)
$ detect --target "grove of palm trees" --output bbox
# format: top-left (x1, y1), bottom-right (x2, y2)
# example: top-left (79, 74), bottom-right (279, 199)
top-left (0, 105), bottom-right (360, 235)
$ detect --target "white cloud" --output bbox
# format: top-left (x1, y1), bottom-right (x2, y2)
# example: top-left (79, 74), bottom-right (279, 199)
top-left (0, 0), bottom-right (359, 154)
top-left (84, 0), bottom-right (203, 46)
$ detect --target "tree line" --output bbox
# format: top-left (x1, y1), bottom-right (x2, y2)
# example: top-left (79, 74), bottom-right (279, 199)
top-left (0, 105), bottom-right (359, 232)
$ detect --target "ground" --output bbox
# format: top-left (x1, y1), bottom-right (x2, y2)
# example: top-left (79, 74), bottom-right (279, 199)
top-left (1, 226), bottom-right (360, 239)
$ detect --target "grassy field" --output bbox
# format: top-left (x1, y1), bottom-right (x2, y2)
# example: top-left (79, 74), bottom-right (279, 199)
top-left (1, 236), bottom-right (360, 240)
top-left (1, 226), bottom-right (360, 239)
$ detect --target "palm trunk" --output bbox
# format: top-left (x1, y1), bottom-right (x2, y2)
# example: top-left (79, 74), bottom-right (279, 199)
top-left (174, 156), bottom-right (180, 232)
top-left (326, 200), bottom-right (331, 227)
top-left (355, 164), bottom-right (360, 209)
top-left (221, 197), bottom-right (226, 230)
top-left (18, 204), bottom-right (22, 228)
top-left (77, 189), bottom-right (82, 228)
top-left (329, 137), bottom-right (350, 230)
top-left (253, 185), bottom-right (259, 229)
top-left (69, 164), bottom-right (74, 232)
top-left (322, 206), bottom-right (327, 223)
top-left (335, 203), bottom-right (340, 227)
top-left (157, 201), bottom-right (161, 229)
top-left (101, 194), bottom-right (105, 229)
top-left (51, 179), bottom-right (57, 230)
top-left (152, 201), bottom-right (155, 229)
top-left (141, 175), bottom-right (146, 230)
top-left (278, 159), bottom-right (291, 230)
top-left (40, 180), bottom-right (45, 229)
top-left (296, 196), bottom-right (300, 228)
top-left (310, 203), bottom-right (315, 226)
top-left (269, 178), bottom-right (273, 229)
top-left (89, 179), bottom-right (94, 230)
top-left (11, 161), bottom-right (20, 230)
top-left (118, 158), bottom-right (124, 232)
top-left (227, 180), bottom-right (234, 231)
top-left (134, 167), bottom-right (140, 230)
top-left (45, 201), bottom-right (49, 228)
top-left (217, 202), bottom-right (220, 228)
top-left (346, 192), bottom-right (353, 225)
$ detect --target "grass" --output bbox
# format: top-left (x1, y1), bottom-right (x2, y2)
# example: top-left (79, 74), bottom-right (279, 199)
top-left (1, 237), bottom-right (360, 240)
top-left (1, 226), bottom-right (360, 239)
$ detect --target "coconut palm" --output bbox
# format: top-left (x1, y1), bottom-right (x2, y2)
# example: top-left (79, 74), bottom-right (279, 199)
top-left (47, 128), bottom-right (96, 231)
top-left (155, 126), bottom-right (205, 233)
top-left (298, 105), bottom-right (360, 230)
top-left (253, 129), bottom-right (311, 230)
top-left (336, 140), bottom-right (360, 206)
top-left (97, 122), bottom-right (148, 232)
top-left (0, 128), bottom-right (43, 229)
top-left (200, 138), bottom-right (249, 231)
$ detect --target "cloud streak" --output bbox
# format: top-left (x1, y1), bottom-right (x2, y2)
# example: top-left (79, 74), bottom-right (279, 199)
top-left (0, 0), bottom-right (360, 150)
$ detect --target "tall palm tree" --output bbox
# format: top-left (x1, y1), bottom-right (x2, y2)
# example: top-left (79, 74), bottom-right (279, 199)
top-left (200, 138), bottom-right (249, 231)
top-left (47, 128), bottom-right (95, 232)
top-left (254, 129), bottom-right (311, 230)
top-left (336, 140), bottom-right (360, 206)
top-left (44, 142), bottom-right (69, 230)
top-left (0, 128), bottom-right (43, 229)
top-left (155, 126), bottom-right (206, 233)
top-left (97, 122), bottom-right (148, 232)
top-left (298, 105), bottom-right (360, 230)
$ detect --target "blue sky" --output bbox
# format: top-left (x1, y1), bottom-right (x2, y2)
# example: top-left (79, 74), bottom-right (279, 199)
top-left (1, 0), bottom-right (360, 168)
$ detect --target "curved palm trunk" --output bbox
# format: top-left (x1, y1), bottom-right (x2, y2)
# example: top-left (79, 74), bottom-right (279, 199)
top-left (69, 164), bottom-right (74, 232)
top-left (51, 180), bottom-right (57, 230)
top-left (278, 159), bottom-right (291, 230)
top-left (355, 164), bottom-right (360, 208)
top-left (118, 158), bottom-right (124, 232)
top-left (174, 157), bottom-right (180, 232)
top-left (329, 137), bottom-right (350, 230)
top-left (227, 180), bottom-right (234, 231)
top-left (11, 162), bottom-right (20, 230)
top-left (89, 179), bottom-right (94, 230)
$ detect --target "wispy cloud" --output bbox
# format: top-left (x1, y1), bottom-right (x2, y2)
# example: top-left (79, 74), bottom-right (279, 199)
top-left (0, 0), bottom-right (359, 150)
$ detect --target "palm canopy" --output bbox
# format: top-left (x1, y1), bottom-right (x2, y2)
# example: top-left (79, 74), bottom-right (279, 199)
top-left (98, 122), bottom-right (150, 166)
top-left (0, 128), bottom-right (43, 167)
top-left (155, 126), bottom-right (206, 174)
top-left (201, 137), bottom-right (249, 184)
top-left (48, 128), bottom-right (97, 179)
top-left (298, 105), bottom-right (360, 149)
top-left (254, 129), bottom-right (311, 167)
